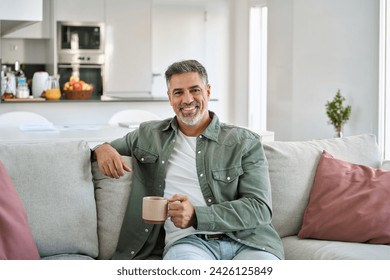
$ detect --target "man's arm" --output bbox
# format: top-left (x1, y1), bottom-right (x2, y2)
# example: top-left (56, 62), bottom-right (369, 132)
top-left (93, 143), bottom-right (132, 179)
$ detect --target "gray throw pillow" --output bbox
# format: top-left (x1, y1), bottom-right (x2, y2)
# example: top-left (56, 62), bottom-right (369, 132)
top-left (0, 141), bottom-right (99, 258)
top-left (92, 156), bottom-right (132, 260)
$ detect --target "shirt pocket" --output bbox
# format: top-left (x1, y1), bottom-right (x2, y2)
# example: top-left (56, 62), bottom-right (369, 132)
top-left (133, 146), bottom-right (158, 164)
top-left (212, 166), bottom-right (243, 183)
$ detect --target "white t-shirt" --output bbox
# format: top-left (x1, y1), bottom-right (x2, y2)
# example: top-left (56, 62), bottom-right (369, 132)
top-left (164, 130), bottom-right (215, 248)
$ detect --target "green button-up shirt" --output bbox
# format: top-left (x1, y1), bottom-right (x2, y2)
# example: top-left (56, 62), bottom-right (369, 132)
top-left (110, 112), bottom-right (284, 260)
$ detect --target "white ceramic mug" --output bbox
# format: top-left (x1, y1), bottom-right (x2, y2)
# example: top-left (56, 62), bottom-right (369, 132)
top-left (142, 196), bottom-right (168, 224)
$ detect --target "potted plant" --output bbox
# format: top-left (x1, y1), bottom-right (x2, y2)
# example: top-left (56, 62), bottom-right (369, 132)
top-left (325, 89), bottom-right (351, 137)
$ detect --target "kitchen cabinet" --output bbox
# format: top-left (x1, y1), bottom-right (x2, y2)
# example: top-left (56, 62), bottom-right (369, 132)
top-left (55, 0), bottom-right (104, 22)
top-left (0, 0), bottom-right (43, 36)
top-left (2, 0), bottom-right (50, 39)
top-left (103, 0), bottom-right (152, 98)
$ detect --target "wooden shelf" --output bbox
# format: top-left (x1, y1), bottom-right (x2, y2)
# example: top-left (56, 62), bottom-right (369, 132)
top-left (2, 98), bottom-right (46, 102)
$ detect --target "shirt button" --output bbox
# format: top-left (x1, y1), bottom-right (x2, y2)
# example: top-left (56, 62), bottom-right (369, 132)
top-left (198, 151), bottom-right (201, 154)
top-left (200, 173), bottom-right (204, 177)
top-left (145, 229), bottom-right (149, 233)
top-left (130, 251), bottom-right (135, 255)
top-left (227, 176), bottom-right (231, 181)
top-left (208, 198), bottom-right (212, 203)
top-left (161, 160), bottom-right (165, 164)
top-left (141, 158), bottom-right (145, 161)
top-left (199, 135), bottom-right (203, 138)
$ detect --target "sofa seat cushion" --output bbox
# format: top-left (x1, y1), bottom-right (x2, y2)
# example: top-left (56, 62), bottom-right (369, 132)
top-left (0, 141), bottom-right (98, 259)
top-left (41, 254), bottom-right (95, 260)
top-left (283, 236), bottom-right (390, 260)
top-left (263, 134), bottom-right (382, 238)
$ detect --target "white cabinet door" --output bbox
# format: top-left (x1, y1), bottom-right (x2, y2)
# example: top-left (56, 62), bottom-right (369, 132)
top-left (0, 0), bottom-right (42, 20)
top-left (55, 0), bottom-right (104, 22)
top-left (104, 0), bottom-right (152, 98)
top-left (0, 0), bottom-right (43, 36)
top-left (2, 0), bottom-right (50, 39)
top-left (151, 3), bottom-right (206, 97)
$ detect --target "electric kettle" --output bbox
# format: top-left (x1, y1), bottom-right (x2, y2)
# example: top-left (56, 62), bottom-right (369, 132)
top-left (32, 71), bottom-right (49, 98)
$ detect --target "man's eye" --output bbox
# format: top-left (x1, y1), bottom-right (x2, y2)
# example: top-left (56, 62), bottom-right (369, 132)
top-left (173, 91), bottom-right (182, 96)
top-left (190, 88), bottom-right (201, 93)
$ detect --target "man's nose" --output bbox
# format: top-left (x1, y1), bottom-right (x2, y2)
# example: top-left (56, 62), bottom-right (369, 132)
top-left (182, 90), bottom-right (194, 103)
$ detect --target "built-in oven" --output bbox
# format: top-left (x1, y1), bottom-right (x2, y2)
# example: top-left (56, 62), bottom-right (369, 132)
top-left (57, 54), bottom-right (104, 100)
top-left (57, 22), bottom-right (105, 99)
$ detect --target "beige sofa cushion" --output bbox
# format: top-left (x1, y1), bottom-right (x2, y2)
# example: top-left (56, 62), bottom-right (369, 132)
top-left (263, 134), bottom-right (382, 238)
top-left (92, 157), bottom-right (132, 260)
top-left (282, 236), bottom-right (390, 260)
top-left (0, 141), bottom-right (98, 259)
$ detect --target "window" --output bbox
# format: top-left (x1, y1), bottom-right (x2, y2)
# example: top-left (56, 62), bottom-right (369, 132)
top-left (379, 0), bottom-right (390, 159)
top-left (248, 2), bottom-right (268, 134)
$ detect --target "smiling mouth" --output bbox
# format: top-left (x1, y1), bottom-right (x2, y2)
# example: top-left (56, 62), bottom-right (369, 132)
top-left (179, 102), bottom-right (200, 115)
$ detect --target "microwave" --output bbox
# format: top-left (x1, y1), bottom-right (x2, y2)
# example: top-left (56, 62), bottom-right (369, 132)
top-left (58, 22), bottom-right (105, 54)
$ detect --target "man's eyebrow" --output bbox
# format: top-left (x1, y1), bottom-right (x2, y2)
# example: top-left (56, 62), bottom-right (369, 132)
top-left (172, 85), bottom-right (201, 92)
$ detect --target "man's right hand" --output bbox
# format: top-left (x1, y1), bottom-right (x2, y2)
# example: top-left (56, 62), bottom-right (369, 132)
top-left (94, 144), bottom-right (132, 179)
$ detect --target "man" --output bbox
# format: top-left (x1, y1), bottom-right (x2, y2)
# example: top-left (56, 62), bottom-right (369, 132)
top-left (93, 60), bottom-right (284, 260)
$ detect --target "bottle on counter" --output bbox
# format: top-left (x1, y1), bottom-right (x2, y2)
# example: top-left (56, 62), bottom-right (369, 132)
top-left (1, 68), bottom-right (16, 100)
top-left (1, 78), bottom-right (15, 100)
top-left (16, 78), bottom-right (30, 98)
top-left (6, 70), bottom-right (16, 96)
top-left (1, 65), bottom-right (7, 96)
top-left (14, 61), bottom-right (25, 85)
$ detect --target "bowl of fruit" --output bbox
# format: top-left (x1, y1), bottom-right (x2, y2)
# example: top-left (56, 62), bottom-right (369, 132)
top-left (63, 75), bottom-right (94, 100)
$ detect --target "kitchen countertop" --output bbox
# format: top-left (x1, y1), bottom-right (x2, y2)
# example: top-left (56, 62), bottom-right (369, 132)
top-left (1, 96), bottom-right (171, 103)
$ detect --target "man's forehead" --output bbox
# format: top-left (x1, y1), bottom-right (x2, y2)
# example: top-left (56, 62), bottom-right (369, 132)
top-left (169, 72), bottom-right (204, 88)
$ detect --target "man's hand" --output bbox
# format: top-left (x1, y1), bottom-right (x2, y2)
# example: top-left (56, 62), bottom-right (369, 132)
top-left (94, 144), bottom-right (132, 179)
top-left (167, 194), bottom-right (197, 229)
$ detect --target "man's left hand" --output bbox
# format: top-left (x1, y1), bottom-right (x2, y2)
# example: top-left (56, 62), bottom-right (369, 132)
top-left (167, 194), bottom-right (197, 229)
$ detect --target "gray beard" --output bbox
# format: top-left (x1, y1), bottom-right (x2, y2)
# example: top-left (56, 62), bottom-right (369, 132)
top-left (178, 111), bottom-right (203, 126)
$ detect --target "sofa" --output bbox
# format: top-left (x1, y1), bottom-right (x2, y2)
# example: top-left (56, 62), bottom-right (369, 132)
top-left (0, 133), bottom-right (389, 260)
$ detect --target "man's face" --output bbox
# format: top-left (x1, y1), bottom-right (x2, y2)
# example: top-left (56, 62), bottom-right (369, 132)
top-left (167, 72), bottom-right (211, 127)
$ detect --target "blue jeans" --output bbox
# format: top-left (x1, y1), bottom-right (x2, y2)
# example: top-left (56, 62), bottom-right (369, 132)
top-left (163, 234), bottom-right (279, 260)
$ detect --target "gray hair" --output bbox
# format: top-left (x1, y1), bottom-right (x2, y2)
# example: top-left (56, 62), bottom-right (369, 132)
top-left (165, 59), bottom-right (209, 87)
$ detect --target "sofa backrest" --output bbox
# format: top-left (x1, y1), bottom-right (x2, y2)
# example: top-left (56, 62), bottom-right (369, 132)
top-left (263, 134), bottom-right (382, 238)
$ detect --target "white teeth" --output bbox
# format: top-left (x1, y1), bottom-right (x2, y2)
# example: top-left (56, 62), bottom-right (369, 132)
top-left (182, 107), bottom-right (196, 111)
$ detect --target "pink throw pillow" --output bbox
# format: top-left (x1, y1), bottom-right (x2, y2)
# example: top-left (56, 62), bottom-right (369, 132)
top-left (0, 161), bottom-right (40, 260)
top-left (298, 150), bottom-right (390, 244)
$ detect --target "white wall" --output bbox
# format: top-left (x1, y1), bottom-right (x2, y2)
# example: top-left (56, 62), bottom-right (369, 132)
top-left (267, 0), bottom-right (380, 141)
top-left (1, 39), bottom-right (48, 64)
